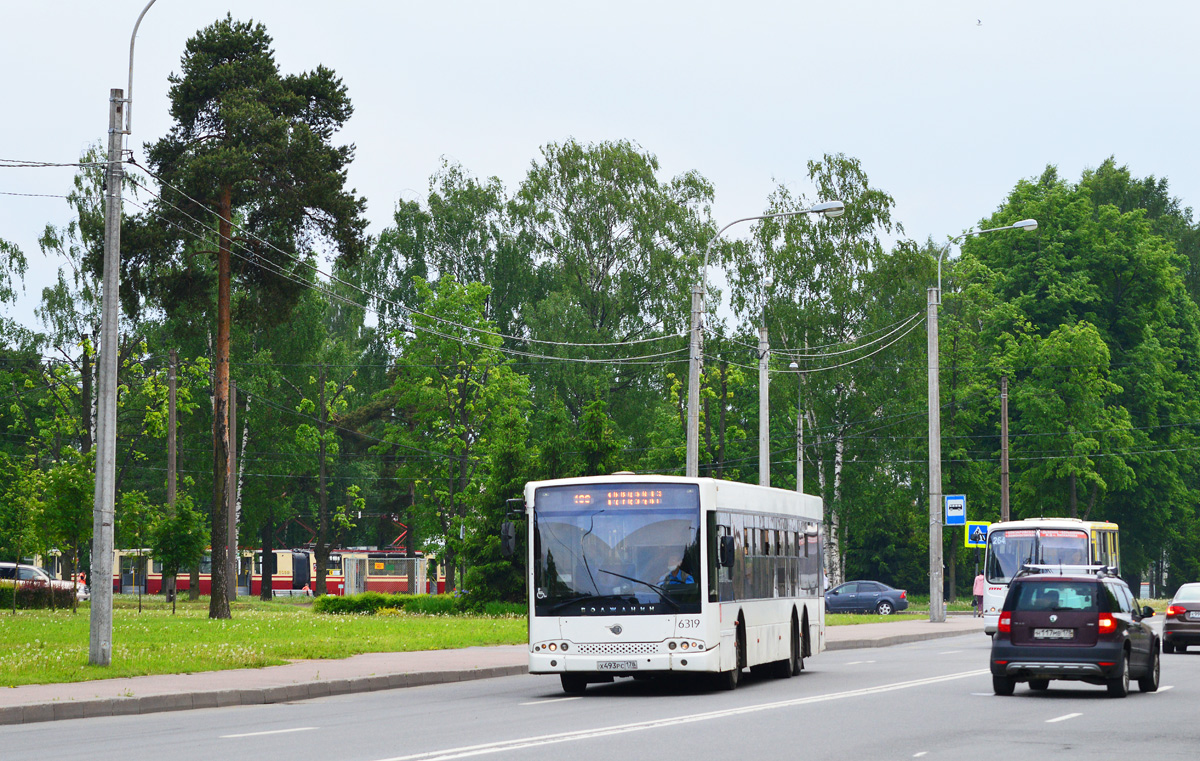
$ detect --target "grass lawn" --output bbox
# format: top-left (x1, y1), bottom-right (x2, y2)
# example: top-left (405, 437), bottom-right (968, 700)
top-left (0, 595), bottom-right (525, 687)
top-left (825, 612), bottom-right (926, 626)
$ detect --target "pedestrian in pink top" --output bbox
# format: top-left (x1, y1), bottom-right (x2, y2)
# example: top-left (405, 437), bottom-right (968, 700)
top-left (972, 572), bottom-right (986, 617)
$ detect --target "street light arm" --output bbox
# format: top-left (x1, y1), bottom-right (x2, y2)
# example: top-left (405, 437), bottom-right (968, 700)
top-left (125, 0), bottom-right (159, 135)
top-left (935, 219), bottom-right (1038, 301)
top-left (700, 203), bottom-right (847, 285)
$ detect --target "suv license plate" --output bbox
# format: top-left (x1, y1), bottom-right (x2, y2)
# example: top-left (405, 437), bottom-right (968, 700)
top-left (1033, 628), bottom-right (1074, 640)
top-left (597, 660), bottom-right (637, 671)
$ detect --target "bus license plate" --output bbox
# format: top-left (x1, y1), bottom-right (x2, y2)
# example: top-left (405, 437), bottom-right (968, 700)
top-left (1033, 628), bottom-right (1073, 640)
top-left (597, 660), bottom-right (637, 671)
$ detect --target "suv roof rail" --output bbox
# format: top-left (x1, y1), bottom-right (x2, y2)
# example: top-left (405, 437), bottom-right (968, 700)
top-left (1015, 563), bottom-right (1117, 579)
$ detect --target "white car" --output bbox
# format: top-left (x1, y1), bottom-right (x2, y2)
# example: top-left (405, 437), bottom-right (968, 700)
top-left (0, 562), bottom-right (87, 600)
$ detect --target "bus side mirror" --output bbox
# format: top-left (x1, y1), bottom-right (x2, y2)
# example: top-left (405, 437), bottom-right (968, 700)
top-left (501, 521), bottom-right (517, 558)
top-left (719, 535), bottom-right (735, 568)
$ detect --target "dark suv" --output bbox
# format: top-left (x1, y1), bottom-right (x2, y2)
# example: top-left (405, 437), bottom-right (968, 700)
top-left (990, 568), bottom-right (1160, 697)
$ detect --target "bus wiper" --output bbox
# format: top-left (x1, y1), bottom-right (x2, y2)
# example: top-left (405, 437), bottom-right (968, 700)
top-left (598, 569), bottom-right (681, 612)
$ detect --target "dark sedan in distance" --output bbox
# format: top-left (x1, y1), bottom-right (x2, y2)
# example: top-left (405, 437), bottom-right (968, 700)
top-left (825, 580), bottom-right (908, 614)
top-left (1163, 582), bottom-right (1200, 653)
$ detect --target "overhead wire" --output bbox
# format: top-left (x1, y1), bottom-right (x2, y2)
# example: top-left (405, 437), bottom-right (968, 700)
top-left (129, 160), bottom-right (686, 351)
top-left (123, 174), bottom-right (690, 367)
top-left (702, 313), bottom-right (926, 375)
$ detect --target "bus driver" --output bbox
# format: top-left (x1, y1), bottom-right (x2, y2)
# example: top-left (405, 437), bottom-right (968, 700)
top-left (660, 551), bottom-right (694, 586)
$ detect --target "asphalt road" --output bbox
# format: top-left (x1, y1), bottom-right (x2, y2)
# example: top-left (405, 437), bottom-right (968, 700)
top-left (5, 630), bottom-right (1197, 761)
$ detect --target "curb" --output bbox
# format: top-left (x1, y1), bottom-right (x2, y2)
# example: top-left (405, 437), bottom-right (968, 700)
top-left (0, 665), bottom-right (527, 727)
top-left (826, 627), bottom-right (983, 651)
top-left (0, 625), bottom-right (986, 726)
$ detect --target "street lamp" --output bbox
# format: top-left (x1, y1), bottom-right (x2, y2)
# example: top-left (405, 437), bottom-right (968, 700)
top-left (686, 201), bottom-right (845, 479)
top-left (92, 0), bottom-right (159, 668)
top-left (927, 218), bottom-right (1037, 624)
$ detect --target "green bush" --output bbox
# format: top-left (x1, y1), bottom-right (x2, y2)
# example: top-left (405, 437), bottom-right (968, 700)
top-left (313, 592), bottom-right (524, 617)
top-left (312, 591), bottom-right (403, 615)
top-left (478, 600), bottom-right (526, 617)
top-left (401, 594), bottom-right (459, 616)
top-left (0, 582), bottom-right (76, 610)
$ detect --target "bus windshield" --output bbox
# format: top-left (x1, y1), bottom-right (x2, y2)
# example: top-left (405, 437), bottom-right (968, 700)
top-left (985, 528), bottom-right (1090, 583)
top-left (533, 483), bottom-right (701, 616)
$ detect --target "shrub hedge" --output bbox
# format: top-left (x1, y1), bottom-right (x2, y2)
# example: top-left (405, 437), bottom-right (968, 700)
top-left (0, 582), bottom-right (77, 610)
top-left (313, 592), bottom-right (525, 617)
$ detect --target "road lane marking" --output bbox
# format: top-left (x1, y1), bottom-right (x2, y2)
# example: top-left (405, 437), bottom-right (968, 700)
top-left (938, 651), bottom-right (962, 655)
top-left (1156, 685), bottom-right (1174, 693)
top-left (221, 727), bottom-right (318, 739)
top-left (371, 669), bottom-right (990, 761)
top-left (846, 660), bottom-right (877, 665)
top-left (914, 752), bottom-right (928, 757)
top-left (519, 697), bottom-right (582, 706)
top-left (1046, 713), bottom-right (1082, 724)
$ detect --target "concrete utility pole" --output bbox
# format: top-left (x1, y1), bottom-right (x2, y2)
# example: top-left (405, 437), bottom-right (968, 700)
top-left (228, 380), bottom-right (238, 600)
top-left (90, 0), bottom-right (160, 669)
top-left (790, 361), bottom-right (804, 493)
top-left (90, 88), bottom-right (124, 667)
top-left (1000, 375), bottom-right (1010, 522)
top-left (759, 326), bottom-right (770, 487)
top-left (166, 350), bottom-right (177, 603)
top-left (686, 283), bottom-right (704, 478)
top-left (927, 286), bottom-right (944, 624)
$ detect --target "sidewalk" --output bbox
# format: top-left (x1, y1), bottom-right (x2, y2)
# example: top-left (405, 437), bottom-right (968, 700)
top-left (0, 615), bottom-right (983, 726)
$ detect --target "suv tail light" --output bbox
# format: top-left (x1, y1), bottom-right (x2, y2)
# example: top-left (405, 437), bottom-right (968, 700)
top-left (1098, 613), bottom-right (1117, 635)
top-left (998, 612), bottom-right (1012, 633)
top-left (1167, 605), bottom-right (1185, 618)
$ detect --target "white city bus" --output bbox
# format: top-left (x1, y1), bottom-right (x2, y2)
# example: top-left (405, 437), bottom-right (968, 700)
top-left (981, 517), bottom-right (1120, 634)
top-left (524, 474), bottom-right (825, 694)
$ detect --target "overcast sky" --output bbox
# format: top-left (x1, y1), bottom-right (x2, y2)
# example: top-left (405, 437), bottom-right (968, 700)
top-left (3, 1), bottom-right (1198, 332)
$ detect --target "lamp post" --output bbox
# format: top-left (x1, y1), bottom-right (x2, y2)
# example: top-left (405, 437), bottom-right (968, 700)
top-left (927, 218), bottom-right (1037, 623)
top-left (92, 0), bottom-right (158, 667)
top-left (686, 201), bottom-right (845, 478)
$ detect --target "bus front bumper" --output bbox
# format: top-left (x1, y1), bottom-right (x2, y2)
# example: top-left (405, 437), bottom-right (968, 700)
top-left (530, 647), bottom-right (720, 675)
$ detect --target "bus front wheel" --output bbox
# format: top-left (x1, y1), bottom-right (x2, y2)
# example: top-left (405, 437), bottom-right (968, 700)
top-left (715, 637), bottom-right (742, 691)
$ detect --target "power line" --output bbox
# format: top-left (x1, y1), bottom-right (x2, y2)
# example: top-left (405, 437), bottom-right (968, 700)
top-left (123, 181), bottom-right (691, 368)
top-left (129, 161), bottom-right (687, 351)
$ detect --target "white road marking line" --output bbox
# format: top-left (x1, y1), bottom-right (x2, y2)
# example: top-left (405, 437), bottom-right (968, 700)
top-left (970, 692), bottom-right (993, 696)
top-left (845, 660), bottom-right (877, 665)
top-left (221, 727), bottom-right (318, 739)
top-left (914, 752), bottom-right (929, 758)
top-left (1046, 713), bottom-right (1082, 724)
top-left (370, 669), bottom-right (990, 761)
top-left (1157, 685), bottom-right (1174, 692)
top-left (519, 697), bottom-right (582, 706)
top-left (939, 651), bottom-right (963, 655)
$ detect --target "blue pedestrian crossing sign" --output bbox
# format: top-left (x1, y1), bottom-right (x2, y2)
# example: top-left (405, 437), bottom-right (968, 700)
top-left (945, 494), bottom-right (966, 526)
top-left (965, 521), bottom-right (989, 548)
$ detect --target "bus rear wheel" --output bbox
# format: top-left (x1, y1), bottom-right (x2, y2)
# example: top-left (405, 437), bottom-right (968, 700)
top-left (790, 618), bottom-right (804, 676)
top-left (560, 673), bottom-right (588, 695)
